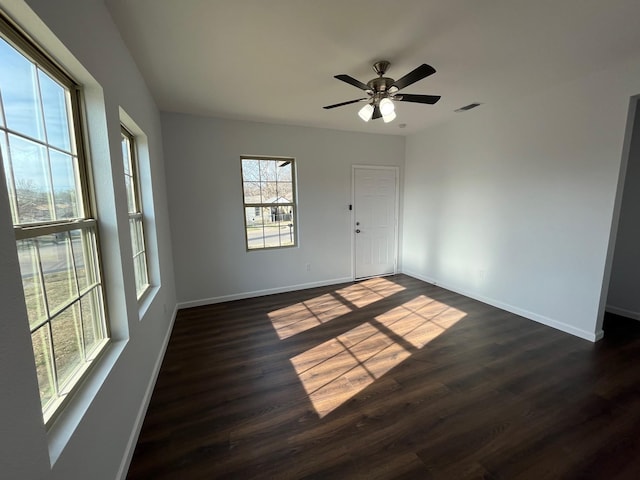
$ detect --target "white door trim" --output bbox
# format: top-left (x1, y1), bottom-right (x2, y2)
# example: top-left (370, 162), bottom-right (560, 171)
top-left (351, 165), bottom-right (400, 280)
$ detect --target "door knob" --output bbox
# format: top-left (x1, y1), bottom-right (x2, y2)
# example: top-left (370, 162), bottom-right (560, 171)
top-left (355, 229), bottom-right (361, 233)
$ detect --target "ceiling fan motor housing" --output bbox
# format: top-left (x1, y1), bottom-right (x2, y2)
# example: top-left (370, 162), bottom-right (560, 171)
top-left (367, 76), bottom-right (395, 94)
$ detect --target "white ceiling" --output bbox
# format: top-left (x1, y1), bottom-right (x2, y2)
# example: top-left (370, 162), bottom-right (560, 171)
top-left (105, 0), bottom-right (640, 136)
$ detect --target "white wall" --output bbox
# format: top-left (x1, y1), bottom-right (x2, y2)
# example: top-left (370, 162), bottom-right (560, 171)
top-left (402, 55), bottom-right (640, 341)
top-left (162, 113), bottom-right (405, 306)
top-left (607, 101), bottom-right (640, 319)
top-left (0, 1), bottom-right (176, 479)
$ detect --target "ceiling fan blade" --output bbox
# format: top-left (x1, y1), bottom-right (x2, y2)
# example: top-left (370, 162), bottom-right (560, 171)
top-left (372, 105), bottom-right (382, 120)
top-left (395, 94), bottom-right (441, 104)
top-left (390, 64), bottom-right (436, 91)
top-left (335, 74), bottom-right (370, 91)
top-left (323, 98), bottom-right (368, 109)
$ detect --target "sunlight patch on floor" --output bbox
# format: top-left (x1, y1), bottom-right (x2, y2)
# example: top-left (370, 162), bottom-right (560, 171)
top-left (268, 293), bottom-right (352, 339)
top-left (290, 296), bottom-right (467, 418)
top-left (268, 278), bottom-right (406, 340)
top-left (335, 277), bottom-right (406, 308)
top-left (375, 295), bottom-right (465, 349)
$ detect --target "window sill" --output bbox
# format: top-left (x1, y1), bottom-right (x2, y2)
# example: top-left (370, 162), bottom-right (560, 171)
top-left (46, 338), bottom-right (128, 466)
top-left (137, 284), bottom-right (159, 321)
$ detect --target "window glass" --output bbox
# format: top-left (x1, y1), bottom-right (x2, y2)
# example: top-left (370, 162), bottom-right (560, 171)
top-left (121, 127), bottom-right (149, 298)
top-left (240, 157), bottom-right (297, 250)
top-left (0, 38), bottom-right (45, 141)
top-left (1, 26), bottom-right (108, 423)
top-left (38, 70), bottom-right (72, 152)
top-left (50, 149), bottom-right (81, 219)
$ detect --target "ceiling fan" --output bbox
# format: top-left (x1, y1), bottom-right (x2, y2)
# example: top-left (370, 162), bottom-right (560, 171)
top-left (323, 61), bottom-right (441, 123)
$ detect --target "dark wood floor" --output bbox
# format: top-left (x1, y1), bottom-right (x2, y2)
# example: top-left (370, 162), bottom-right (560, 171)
top-left (127, 275), bottom-right (640, 479)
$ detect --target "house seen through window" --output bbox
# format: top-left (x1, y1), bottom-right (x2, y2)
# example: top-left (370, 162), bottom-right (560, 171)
top-left (241, 156), bottom-right (297, 250)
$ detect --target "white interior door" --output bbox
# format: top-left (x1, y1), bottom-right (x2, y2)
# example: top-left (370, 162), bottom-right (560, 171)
top-left (353, 166), bottom-right (398, 279)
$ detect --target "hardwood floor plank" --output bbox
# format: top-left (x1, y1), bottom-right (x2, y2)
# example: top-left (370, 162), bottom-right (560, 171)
top-left (126, 275), bottom-right (640, 479)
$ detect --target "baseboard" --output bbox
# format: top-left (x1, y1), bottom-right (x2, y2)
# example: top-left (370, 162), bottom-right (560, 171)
top-left (605, 305), bottom-right (640, 321)
top-left (177, 276), bottom-right (354, 310)
top-left (402, 270), bottom-right (603, 343)
top-left (116, 304), bottom-right (178, 480)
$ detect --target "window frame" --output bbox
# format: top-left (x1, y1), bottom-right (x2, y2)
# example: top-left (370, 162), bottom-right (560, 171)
top-left (120, 125), bottom-right (150, 299)
top-left (0, 13), bottom-right (110, 426)
top-left (240, 156), bottom-right (298, 251)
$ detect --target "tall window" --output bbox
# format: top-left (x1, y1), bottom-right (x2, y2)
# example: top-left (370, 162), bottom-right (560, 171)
top-left (121, 127), bottom-right (149, 298)
top-left (0, 18), bottom-right (108, 422)
top-left (240, 156), bottom-right (297, 250)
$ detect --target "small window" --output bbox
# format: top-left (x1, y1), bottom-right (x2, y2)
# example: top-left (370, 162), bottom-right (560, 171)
top-left (121, 126), bottom-right (149, 298)
top-left (240, 157), bottom-right (297, 250)
top-left (0, 16), bottom-right (109, 423)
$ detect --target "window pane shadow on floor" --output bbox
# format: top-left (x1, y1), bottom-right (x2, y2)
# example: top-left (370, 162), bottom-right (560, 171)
top-left (127, 275), bottom-right (640, 480)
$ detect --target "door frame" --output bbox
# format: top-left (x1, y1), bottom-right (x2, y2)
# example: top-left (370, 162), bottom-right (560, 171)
top-left (351, 165), bottom-right (400, 280)
top-left (599, 94), bottom-right (640, 336)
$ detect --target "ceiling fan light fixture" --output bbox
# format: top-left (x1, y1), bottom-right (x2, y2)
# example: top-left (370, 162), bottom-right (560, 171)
top-left (358, 103), bottom-right (374, 122)
top-left (379, 97), bottom-right (395, 116)
top-left (382, 110), bottom-right (397, 123)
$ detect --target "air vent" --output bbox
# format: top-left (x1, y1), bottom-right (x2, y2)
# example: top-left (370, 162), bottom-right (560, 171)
top-left (455, 102), bottom-right (482, 112)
